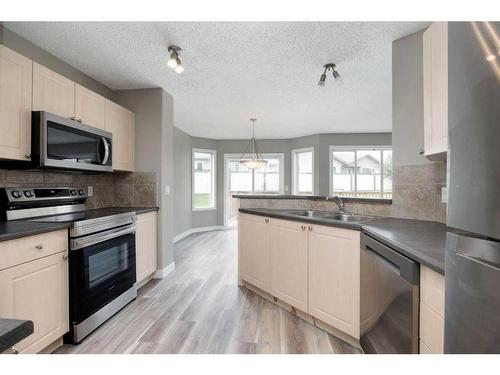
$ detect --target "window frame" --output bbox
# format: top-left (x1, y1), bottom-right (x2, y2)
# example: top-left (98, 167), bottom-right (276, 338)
top-left (192, 148), bottom-right (217, 211)
top-left (328, 145), bottom-right (392, 199)
top-left (291, 146), bottom-right (315, 195)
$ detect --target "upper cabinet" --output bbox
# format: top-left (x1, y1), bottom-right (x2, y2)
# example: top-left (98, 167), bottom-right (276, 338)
top-left (423, 22), bottom-right (448, 159)
top-left (0, 45), bottom-right (33, 161)
top-left (75, 84), bottom-right (106, 130)
top-left (33, 62), bottom-right (75, 119)
top-left (105, 99), bottom-right (135, 171)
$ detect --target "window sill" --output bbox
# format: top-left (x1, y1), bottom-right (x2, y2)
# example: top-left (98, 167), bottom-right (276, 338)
top-left (231, 194), bottom-right (392, 204)
top-left (192, 207), bottom-right (217, 212)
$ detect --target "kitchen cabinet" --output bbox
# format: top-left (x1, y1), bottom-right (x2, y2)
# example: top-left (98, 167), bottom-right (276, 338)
top-left (33, 62), bottom-right (75, 119)
top-left (308, 225), bottom-right (360, 339)
top-left (269, 218), bottom-right (308, 312)
top-left (238, 213), bottom-right (361, 340)
top-left (0, 45), bottom-right (32, 161)
top-left (419, 265), bottom-right (444, 354)
top-left (136, 211), bottom-right (158, 284)
top-left (423, 22), bottom-right (448, 159)
top-left (0, 230), bottom-right (69, 354)
top-left (238, 213), bottom-right (270, 292)
top-left (75, 83), bottom-right (106, 130)
top-left (105, 99), bottom-right (135, 171)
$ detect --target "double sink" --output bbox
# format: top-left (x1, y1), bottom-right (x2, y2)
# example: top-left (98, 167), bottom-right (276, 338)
top-left (285, 210), bottom-right (374, 223)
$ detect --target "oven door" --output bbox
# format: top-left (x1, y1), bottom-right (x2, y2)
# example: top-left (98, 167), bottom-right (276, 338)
top-left (69, 229), bottom-right (136, 324)
top-left (32, 111), bottom-right (113, 172)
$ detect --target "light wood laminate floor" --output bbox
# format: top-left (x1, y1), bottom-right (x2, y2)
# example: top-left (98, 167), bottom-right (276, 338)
top-left (56, 229), bottom-right (360, 354)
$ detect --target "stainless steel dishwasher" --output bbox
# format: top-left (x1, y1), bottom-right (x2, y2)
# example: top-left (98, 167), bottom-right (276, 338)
top-left (360, 233), bottom-right (420, 354)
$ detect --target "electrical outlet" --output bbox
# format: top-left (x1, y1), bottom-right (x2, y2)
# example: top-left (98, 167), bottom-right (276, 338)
top-left (441, 187), bottom-right (447, 204)
top-left (284, 185), bottom-right (289, 192)
top-left (165, 185), bottom-right (170, 195)
top-left (87, 186), bottom-right (94, 197)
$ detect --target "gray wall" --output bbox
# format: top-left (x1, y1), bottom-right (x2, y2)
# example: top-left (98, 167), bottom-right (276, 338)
top-left (114, 88), bottom-right (175, 269)
top-left (173, 129), bottom-right (392, 234)
top-left (0, 24), bottom-right (114, 99)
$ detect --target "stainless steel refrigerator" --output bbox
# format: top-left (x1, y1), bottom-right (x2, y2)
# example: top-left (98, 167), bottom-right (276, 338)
top-left (445, 22), bottom-right (500, 353)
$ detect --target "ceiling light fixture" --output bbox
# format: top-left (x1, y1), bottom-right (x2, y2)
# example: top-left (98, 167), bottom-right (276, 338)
top-left (240, 118), bottom-right (268, 170)
top-left (318, 63), bottom-right (340, 86)
top-left (168, 45), bottom-right (184, 73)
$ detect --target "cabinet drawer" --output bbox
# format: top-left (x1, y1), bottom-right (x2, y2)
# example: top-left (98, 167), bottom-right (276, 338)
top-left (0, 230), bottom-right (68, 271)
top-left (420, 265), bottom-right (444, 318)
top-left (419, 302), bottom-right (444, 354)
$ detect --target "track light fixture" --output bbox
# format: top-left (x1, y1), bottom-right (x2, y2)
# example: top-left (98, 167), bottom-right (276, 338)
top-left (168, 45), bottom-right (184, 73)
top-left (318, 63), bottom-right (339, 86)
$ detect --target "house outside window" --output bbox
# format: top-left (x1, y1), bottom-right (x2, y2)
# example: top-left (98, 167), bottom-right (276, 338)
top-left (329, 146), bottom-right (392, 199)
top-left (192, 149), bottom-right (216, 210)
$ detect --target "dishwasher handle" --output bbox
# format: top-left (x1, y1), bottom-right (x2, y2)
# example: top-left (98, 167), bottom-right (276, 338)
top-left (361, 233), bottom-right (420, 285)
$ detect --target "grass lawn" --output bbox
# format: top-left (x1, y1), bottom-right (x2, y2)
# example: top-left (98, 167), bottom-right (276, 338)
top-left (194, 193), bottom-right (211, 208)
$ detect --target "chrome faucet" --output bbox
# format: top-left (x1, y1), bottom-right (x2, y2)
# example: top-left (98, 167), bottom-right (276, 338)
top-left (326, 195), bottom-right (345, 213)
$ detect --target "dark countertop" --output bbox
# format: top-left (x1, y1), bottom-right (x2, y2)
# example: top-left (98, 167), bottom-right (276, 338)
top-left (233, 194), bottom-right (392, 204)
top-left (0, 221), bottom-right (71, 243)
top-left (0, 318), bottom-right (33, 353)
top-left (111, 206), bottom-right (159, 214)
top-left (239, 208), bottom-right (368, 230)
top-left (239, 208), bottom-right (447, 275)
top-left (362, 217), bottom-right (446, 275)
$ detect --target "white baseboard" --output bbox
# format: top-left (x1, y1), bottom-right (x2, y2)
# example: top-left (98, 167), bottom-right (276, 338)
top-left (173, 225), bottom-right (225, 243)
top-left (153, 261), bottom-right (175, 279)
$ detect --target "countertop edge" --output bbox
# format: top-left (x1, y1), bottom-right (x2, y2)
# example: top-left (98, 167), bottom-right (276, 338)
top-left (0, 319), bottom-right (34, 353)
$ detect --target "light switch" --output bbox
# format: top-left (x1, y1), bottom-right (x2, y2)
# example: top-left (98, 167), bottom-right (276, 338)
top-left (441, 187), bottom-right (447, 204)
top-left (165, 185), bottom-right (171, 195)
top-left (284, 185), bottom-right (289, 192)
top-left (87, 186), bottom-right (94, 197)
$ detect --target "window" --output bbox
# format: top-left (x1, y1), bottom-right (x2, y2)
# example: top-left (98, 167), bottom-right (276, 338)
top-left (192, 149), bottom-right (216, 210)
top-left (329, 146), bottom-right (392, 199)
top-left (292, 147), bottom-right (314, 195)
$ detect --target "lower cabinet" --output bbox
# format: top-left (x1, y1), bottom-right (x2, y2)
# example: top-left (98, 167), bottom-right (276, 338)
top-left (238, 213), bottom-right (270, 292)
top-left (0, 245), bottom-right (69, 354)
top-left (135, 211), bottom-right (158, 284)
top-left (308, 225), bottom-right (360, 339)
top-left (269, 218), bottom-right (308, 312)
top-left (238, 213), bottom-right (361, 340)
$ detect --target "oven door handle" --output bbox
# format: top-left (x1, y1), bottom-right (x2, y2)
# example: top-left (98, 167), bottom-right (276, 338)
top-left (70, 225), bottom-right (135, 250)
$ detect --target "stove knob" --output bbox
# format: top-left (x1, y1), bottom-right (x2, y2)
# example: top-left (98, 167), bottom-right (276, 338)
top-left (11, 190), bottom-right (21, 199)
top-left (78, 189), bottom-right (85, 196)
top-left (23, 190), bottom-right (34, 198)
top-left (70, 189), bottom-right (77, 196)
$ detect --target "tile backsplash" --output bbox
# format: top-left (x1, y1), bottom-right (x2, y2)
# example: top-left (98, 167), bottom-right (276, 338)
top-left (0, 169), bottom-right (157, 210)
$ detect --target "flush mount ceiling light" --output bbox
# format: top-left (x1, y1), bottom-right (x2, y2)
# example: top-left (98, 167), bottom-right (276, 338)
top-left (318, 63), bottom-right (340, 86)
top-left (240, 118), bottom-right (268, 170)
top-left (167, 45), bottom-right (184, 73)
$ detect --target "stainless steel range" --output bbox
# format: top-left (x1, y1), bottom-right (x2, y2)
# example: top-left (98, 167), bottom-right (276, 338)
top-left (0, 186), bottom-right (137, 343)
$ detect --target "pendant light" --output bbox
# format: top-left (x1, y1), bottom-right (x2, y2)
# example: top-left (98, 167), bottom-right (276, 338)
top-left (240, 118), bottom-right (268, 169)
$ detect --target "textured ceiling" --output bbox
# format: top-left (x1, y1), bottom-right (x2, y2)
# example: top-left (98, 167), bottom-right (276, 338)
top-left (5, 22), bottom-right (429, 139)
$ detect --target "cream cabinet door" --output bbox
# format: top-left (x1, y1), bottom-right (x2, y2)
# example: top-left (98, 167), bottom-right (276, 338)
top-left (0, 45), bottom-right (32, 161)
top-left (32, 62), bottom-right (75, 119)
top-left (423, 22), bottom-right (448, 158)
top-left (238, 213), bottom-right (270, 293)
top-left (269, 218), bottom-right (308, 312)
top-left (74, 84), bottom-right (106, 130)
top-left (308, 225), bottom-right (360, 339)
top-left (105, 99), bottom-right (135, 171)
top-left (136, 212), bottom-right (158, 283)
top-left (0, 251), bottom-right (69, 354)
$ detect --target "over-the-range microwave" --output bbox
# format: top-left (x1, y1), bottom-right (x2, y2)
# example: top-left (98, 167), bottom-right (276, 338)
top-left (31, 111), bottom-right (113, 172)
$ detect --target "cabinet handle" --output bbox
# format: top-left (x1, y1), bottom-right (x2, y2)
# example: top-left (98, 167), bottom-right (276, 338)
top-left (77, 118), bottom-right (82, 123)
top-left (62, 254), bottom-right (68, 261)
top-left (265, 218), bottom-right (270, 223)
top-left (308, 226), bottom-right (313, 231)
top-left (11, 346), bottom-right (19, 354)
top-left (301, 225), bottom-right (306, 230)
top-left (70, 116), bottom-right (76, 121)
top-left (24, 154), bottom-right (31, 159)
top-left (35, 244), bottom-right (43, 250)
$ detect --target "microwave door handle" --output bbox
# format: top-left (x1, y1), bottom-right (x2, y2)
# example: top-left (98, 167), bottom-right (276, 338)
top-left (97, 137), bottom-right (110, 165)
